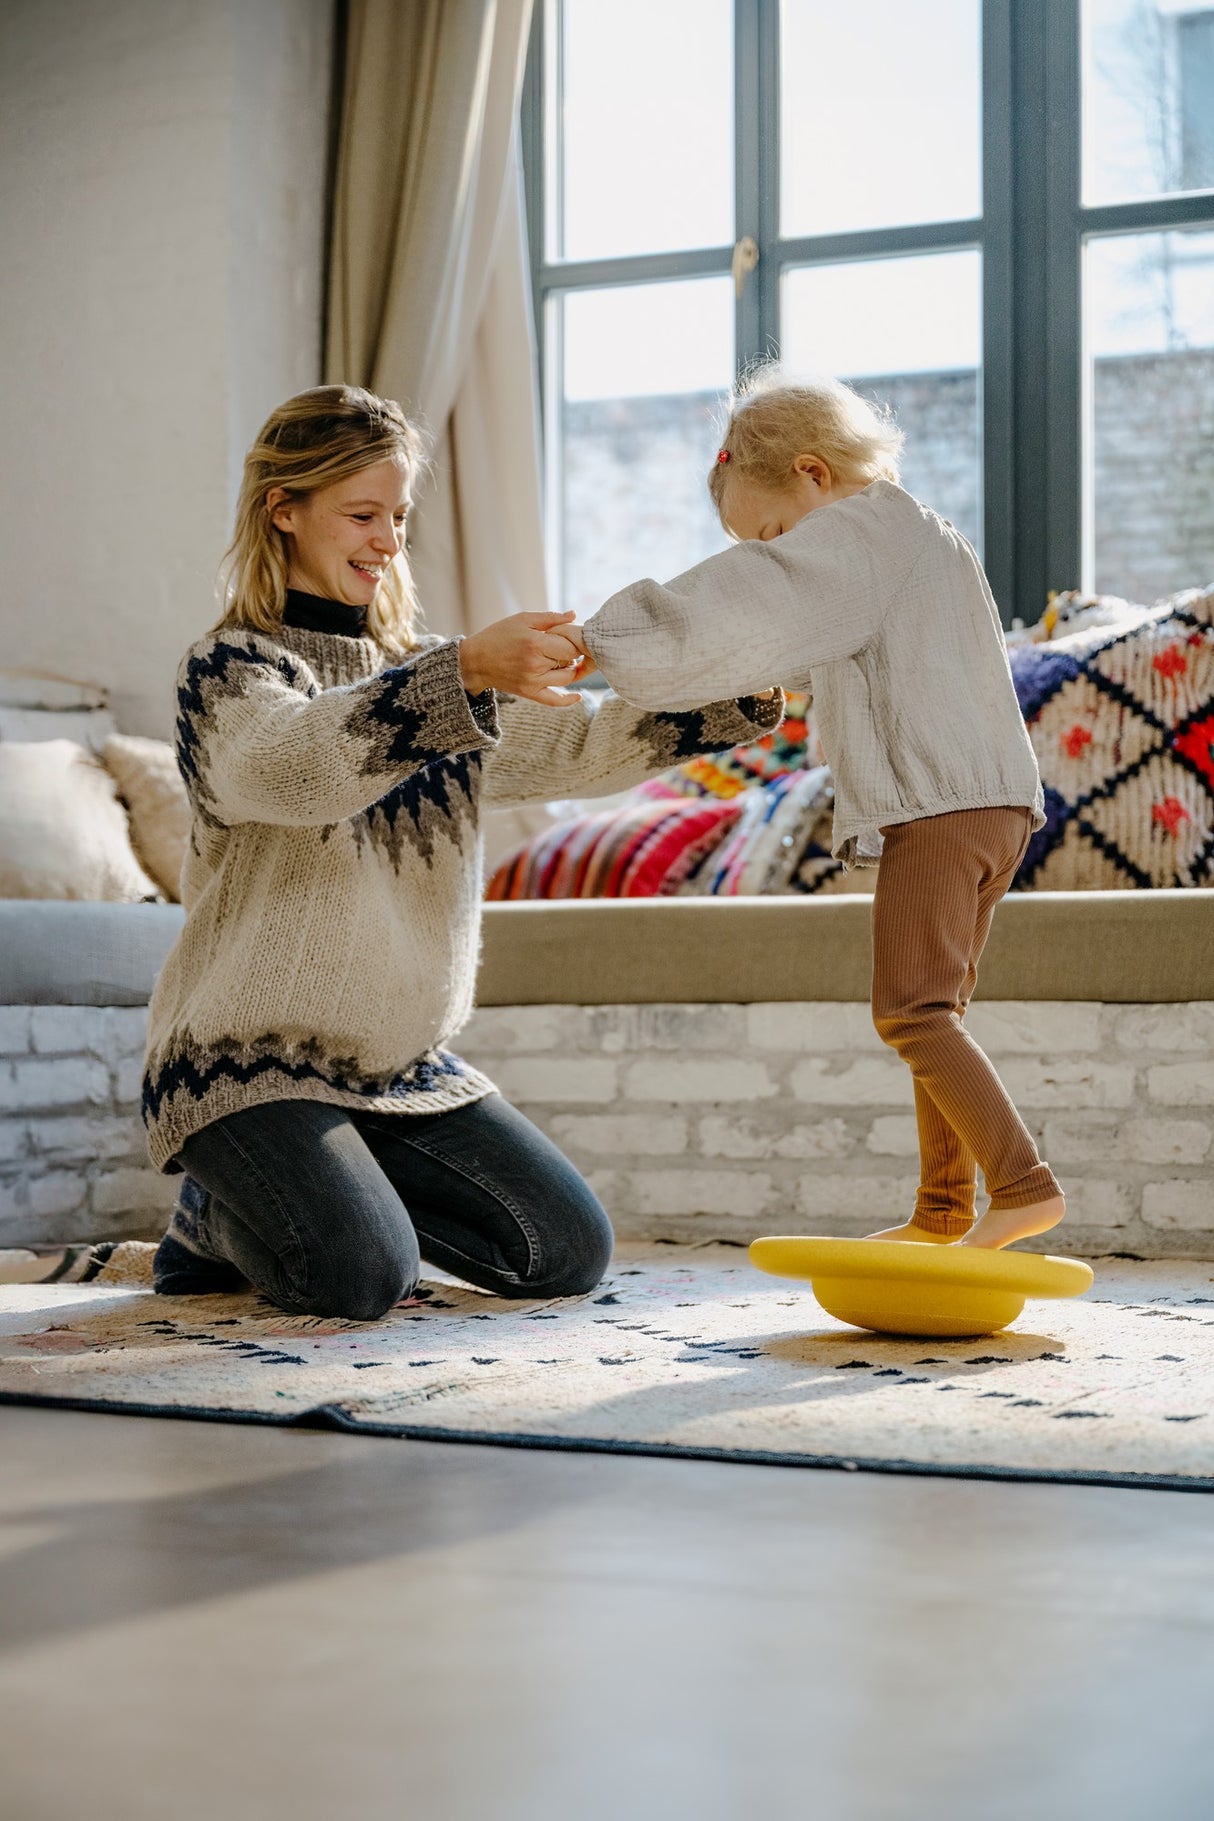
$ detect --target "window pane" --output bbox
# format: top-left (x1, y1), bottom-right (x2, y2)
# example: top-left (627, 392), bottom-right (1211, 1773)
top-left (1086, 229), bottom-right (1214, 599)
top-left (553, 277), bottom-right (734, 618)
top-left (557, 0), bottom-right (733, 262)
top-left (780, 0), bottom-right (981, 237)
top-left (782, 252), bottom-right (983, 552)
top-left (1083, 0), bottom-right (1214, 205)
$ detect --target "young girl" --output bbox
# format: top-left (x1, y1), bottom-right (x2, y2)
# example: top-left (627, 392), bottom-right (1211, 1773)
top-left (145, 384), bottom-right (781, 1318)
top-left (576, 367), bottom-right (1065, 1251)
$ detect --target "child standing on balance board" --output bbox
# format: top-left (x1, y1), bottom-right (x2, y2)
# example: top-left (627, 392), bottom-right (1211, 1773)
top-left (575, 367), bottom-right (1065, 1251)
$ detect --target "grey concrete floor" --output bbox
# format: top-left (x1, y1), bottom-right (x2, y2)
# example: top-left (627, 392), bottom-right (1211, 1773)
top-left (1, 1407), bottom-right (1211, 1821)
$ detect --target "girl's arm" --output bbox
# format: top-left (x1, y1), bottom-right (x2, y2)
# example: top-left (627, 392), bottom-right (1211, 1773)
top-left (481, 687), bottom-right (783, 807)
top-left (177, 634), bottom-right (500, 828)
top-left (579, 503), bottom-right (900, 711)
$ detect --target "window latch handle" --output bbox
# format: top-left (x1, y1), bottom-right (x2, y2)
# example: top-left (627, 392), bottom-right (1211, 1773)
top-left (732, 235), bottom-right (760, 298)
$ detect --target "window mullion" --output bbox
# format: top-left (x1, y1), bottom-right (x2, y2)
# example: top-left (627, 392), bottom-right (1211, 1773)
top-left (1044, 0), bottom-right (1083, 599)
top-left (982, 0), bottom-right (1015, 622)
top-left (756, 0), bottom-right (781, 360)
top-left (535, 248), bottom-right (734, 291)
top-left (1081, 193), bottom-right (1214, 236)
top-left (775, 220), bottom-right (984, 266)
top-left (1010, 0), bottom-right (1059, 626)
top-left (734, 0), bottom-right (763, 369)
top-left (734, 0), bottom-right (781, 369)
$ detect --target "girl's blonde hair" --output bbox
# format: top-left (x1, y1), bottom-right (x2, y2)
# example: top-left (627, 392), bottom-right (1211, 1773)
top-left (216, 384), bottom-right (427, 656)
top-left (708, 364), bottom-right (904, 519)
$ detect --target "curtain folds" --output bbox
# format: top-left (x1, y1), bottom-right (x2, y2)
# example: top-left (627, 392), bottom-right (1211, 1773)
top-left (324, 0), bottom-right (546, 641)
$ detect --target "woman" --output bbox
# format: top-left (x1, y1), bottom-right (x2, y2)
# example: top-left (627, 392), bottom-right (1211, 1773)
top-left (145, 385), bottom-right (781, 1319)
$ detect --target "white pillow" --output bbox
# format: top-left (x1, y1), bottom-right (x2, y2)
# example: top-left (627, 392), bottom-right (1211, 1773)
top-left (102, 734), bottom-right (190, 902)
top-left (0, 739), bottom-right (162, 902)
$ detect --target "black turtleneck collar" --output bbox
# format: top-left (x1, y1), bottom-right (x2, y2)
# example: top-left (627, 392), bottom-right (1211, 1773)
top-left (283, 589), bottom-right (369, 640)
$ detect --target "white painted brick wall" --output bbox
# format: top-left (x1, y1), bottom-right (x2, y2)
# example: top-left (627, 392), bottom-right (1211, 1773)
top-left (4, 998), bottom-right (1213, 1258)
top-left (457, 999), bottom-right (1214, 1260)
top-left (1142, 1182), bottom-right (1214, 1231)
top-left (0, 1006), bottom-right (172, 1246)
top-left (624, 1058), bottom-right (777, 1103)
top-left (1146, 1062), bottom-right (1210, 1105)
top-left (548, 1114), bottom-right (689, 1156)
top-left (790, 1054), bottom-right (911, 1105)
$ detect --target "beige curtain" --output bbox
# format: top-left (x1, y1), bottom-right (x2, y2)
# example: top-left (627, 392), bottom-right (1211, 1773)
top-left (325, 0), bottom-right (546, 642)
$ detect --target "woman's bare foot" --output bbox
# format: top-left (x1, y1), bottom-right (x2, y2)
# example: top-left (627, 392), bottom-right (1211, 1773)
top-left (863, 1221), bottom-right (961, 1245)
top-left (957, 1193), bottom-right (1066, 1250)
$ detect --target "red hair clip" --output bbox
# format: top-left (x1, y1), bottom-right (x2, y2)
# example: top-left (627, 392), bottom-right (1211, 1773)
top-left (716, 448), bottom-right (731, 464)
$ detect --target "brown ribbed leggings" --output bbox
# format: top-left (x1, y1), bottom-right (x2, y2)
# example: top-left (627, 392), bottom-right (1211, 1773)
top-left (871, 807), bottom-right (1062, 1237)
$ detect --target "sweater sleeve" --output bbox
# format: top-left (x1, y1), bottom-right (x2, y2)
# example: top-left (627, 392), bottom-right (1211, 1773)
top-left (481, 687), bottom-right (784, 807)
top-left (176, 633), bottom-right (501, 828)
top-left (580, 500), bottom-right (899, 711)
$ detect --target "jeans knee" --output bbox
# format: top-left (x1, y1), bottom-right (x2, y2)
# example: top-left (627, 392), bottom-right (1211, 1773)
top-left (535, 1259), bottom-right (606, 1299)
top-left (527, 1202), bottom-right (615, 1299)
top-left (297, 1236), bottom-right (418, 1322)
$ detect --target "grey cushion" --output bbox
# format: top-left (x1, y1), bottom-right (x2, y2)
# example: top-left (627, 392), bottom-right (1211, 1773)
top-left (0, 901), bottom-right (184, 1005)
top-left (476, 892), bottom-right (1214, 1004)
top-left (3, 891), bottom-right (1210, 1010)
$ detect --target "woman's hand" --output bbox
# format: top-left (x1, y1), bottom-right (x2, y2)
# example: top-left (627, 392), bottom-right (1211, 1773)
top-left (459, 611), bottom-right (590, 707)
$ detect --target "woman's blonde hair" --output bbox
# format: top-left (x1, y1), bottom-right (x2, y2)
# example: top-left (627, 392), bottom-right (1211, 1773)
top-left (708, 364), bottom-right (904, 520)
top-left (216, 384), bottom-right (427, 656)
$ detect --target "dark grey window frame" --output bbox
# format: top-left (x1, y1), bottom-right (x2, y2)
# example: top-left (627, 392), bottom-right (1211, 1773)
top-left (523, 0), bottom-right (1214, 627)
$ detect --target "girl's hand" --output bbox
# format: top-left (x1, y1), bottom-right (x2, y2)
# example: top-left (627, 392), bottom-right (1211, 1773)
top-left (459, 611), bottom-right (588, 707)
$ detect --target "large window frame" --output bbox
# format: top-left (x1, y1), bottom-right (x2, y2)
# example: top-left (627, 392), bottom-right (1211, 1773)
top-left (523, 0), bottom-right (1214, 626)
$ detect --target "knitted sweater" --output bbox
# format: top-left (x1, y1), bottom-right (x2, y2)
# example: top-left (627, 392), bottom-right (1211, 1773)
top-left (584, 478), bottom-right (1045, 867)
top-left (142, 607), bottom-right (781, 1172)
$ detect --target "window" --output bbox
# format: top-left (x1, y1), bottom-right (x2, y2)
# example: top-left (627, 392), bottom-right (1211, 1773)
top-left (524, 1), bottom-right (1214, 623)
top-left (1082, 2), bottom-right (1214, 600)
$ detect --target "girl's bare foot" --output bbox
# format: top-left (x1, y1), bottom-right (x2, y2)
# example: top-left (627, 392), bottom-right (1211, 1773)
top-left (957, 1193), bottom-right (1066, 1250)
top-left (863, 1221), bottom-right (960, 1245)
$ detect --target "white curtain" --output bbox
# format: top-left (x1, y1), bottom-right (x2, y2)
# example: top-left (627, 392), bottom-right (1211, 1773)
top-left (325, 0), bottom-right (547, 640)
top-left (325, 0), bottom-right (554, 861)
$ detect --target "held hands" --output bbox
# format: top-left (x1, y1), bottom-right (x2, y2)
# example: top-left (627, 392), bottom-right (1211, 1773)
top-left (459, 611), bottom-right (593, 708)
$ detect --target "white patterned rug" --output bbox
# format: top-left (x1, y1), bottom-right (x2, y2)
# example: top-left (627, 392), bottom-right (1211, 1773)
top-left (1, 1242), bottom-right (1212, 1491)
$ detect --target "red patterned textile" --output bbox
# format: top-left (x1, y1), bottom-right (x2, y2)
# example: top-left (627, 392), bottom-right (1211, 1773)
top-left (486, 792), bottom-right (742, 900)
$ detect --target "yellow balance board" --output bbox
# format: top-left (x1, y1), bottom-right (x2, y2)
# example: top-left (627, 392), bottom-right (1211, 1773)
top-left (749, 1236), bottom-right (1094, 1339)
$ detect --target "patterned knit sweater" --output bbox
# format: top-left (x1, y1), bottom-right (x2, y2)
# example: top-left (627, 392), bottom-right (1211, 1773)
top-left (142, 603), bottom-right (781, 1172)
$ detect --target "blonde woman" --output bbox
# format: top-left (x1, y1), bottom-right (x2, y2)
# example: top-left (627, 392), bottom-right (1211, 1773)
top-left (144, 385), bottom-right (781, 1319)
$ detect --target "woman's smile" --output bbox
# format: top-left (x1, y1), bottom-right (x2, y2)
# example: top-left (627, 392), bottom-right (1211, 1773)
top-left (349, 559), bottom-right (387, 587)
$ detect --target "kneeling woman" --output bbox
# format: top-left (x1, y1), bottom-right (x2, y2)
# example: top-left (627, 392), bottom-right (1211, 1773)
top-left (144, 385), bottom-right (780, 1319)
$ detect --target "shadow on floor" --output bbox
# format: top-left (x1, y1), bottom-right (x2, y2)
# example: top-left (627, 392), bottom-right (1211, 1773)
top-left (0, 1429), bottom-right (600, 1656)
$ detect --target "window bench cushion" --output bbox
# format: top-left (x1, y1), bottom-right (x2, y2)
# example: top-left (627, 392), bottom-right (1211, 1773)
top-left (474, 892), bottom-right (1214, 1006)
top-left (0, 901), bottom-right (184, 1005)
top-left (1, 892), bottom-right (1209, 1010)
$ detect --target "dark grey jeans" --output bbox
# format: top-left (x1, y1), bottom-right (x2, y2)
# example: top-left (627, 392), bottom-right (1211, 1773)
top-left (163, 1094), bottom-right (614, 1320)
